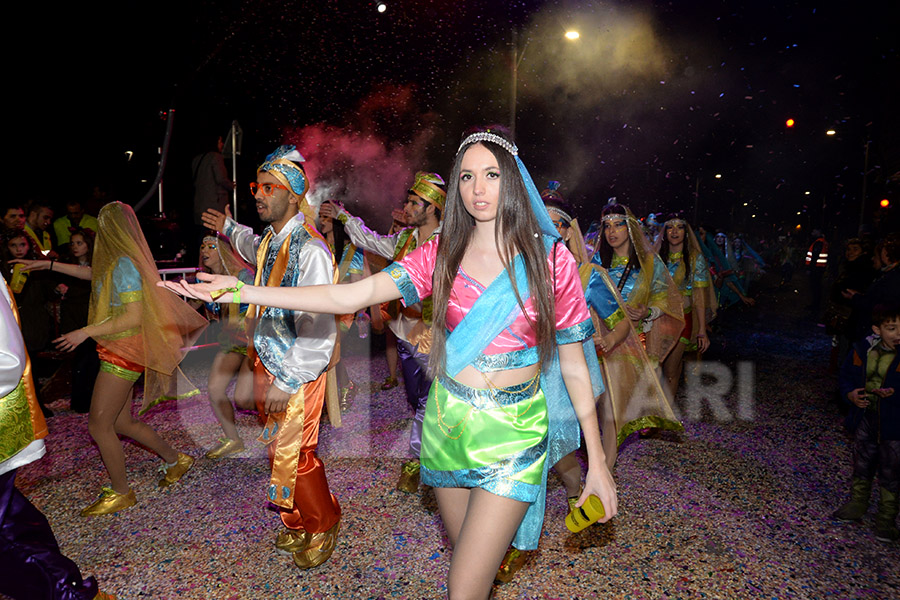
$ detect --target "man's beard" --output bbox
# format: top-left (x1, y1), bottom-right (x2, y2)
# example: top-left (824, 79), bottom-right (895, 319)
top-left (407, 209), bottom-right (427, 227)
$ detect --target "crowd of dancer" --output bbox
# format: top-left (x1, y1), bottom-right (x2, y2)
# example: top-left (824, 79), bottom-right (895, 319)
top-left (2, 124), bottom-right (896, 600)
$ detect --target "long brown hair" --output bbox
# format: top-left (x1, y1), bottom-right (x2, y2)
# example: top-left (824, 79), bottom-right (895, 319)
top-left (429, 126), bottom-right (556, 377)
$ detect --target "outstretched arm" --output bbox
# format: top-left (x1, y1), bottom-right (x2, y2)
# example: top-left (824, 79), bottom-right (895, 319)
top-left (11, 259), bottom-right (91, 280)
top-left (159, 270), bottom-right (403, 315)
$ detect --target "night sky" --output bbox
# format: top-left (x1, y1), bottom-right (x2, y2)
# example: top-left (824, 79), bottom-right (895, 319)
top-left (19, 0), bottom-right (899, 239)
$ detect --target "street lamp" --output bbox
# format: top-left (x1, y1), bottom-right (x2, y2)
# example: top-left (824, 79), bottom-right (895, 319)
top-left (510, 29), bottom-right (580, 140)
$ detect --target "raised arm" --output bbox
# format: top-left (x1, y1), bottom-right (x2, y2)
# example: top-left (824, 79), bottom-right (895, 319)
top-left (323, 201), bottom-right (401, 259)
top-left (160, 270), bottom-right (403, 315)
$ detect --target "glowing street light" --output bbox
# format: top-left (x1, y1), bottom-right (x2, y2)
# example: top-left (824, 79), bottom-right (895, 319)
top-left (714, 173), bottom-right (722, 179)
top-left (376, 3), bottom-right (386, 12)
top-left (826, 129), bottom-right (836, 136)
top-left (510, 29), bottom-right (582, 138)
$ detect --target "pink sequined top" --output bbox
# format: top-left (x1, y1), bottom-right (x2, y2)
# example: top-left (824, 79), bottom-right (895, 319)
top-left (388, 237), bottom-right (592, 366)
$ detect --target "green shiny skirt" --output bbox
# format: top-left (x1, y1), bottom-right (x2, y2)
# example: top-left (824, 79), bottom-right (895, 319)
top-left (420, 375), bottom-right (548, 503)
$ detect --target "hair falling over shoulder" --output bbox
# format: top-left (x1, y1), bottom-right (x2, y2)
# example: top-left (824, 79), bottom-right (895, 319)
top-left (428, 126), bottom-right (556, 378)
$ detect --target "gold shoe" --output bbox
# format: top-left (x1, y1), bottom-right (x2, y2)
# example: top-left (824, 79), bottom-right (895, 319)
top-left (340, 381), bottom-right (356, 412)
top-left (292, 520), bottom-right (340, 569)
top-left (494, 547), bottom-right (532, 585)
top-left (275, 527), bottom-right (311, 555)
top-left (380, 376), bottom-right (399, 390)
top-left (205, 438), bottom-right (245, 459)
top-left (158, 453), bottom-right (195, 488)
top-left (81, 487), bottom-right (136, 516)
top-left (396, 459), bottom-right (420, 494)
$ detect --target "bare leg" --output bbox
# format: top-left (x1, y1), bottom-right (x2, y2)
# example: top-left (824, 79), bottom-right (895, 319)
top-left (232, 355), bottom-right (255, 410)
top-left (596, 391), bottom-right (618, 471)
top-left (434, 487), bottom-right (471, 547)
top-left (436, 487), bottom-right (530, 600)
top-left (554, 452), bottom-right (582, 498)
top-left (662, 341), bottom-right (686, 399)
top-left (385, 329), bottom-right (399, 381)
top-left (111, 390), bottom-right (179, 465)
top-left (208, 351), bottom-right (245, 441)
top-left (87, 372), bottom-right (177, 493)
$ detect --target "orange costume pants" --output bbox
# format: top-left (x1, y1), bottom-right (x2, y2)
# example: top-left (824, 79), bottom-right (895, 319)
top-left (253, 359), bottom-right (340, 534)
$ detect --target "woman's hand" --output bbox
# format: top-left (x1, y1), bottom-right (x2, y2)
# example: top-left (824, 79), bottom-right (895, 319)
top-left (578, 461), bottom-right (618, 524)
top-left (696, 331), bottom-right (710, 353)
top-left (54, 328), bottom-right (89, 352)
top-left (9, 259), bottom-right (51, 272)
top-left (158, 272), bottom-right (239, 303)
top-left (624, 302), bottom-right (648, 322)
top-left (318, 201), bottom-right (340, 219)
top-left (596, 333), bottom-right (616, 354)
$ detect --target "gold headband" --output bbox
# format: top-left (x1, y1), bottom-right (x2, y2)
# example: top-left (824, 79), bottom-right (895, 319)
top-left (409, 172), bottom-right (446, 210)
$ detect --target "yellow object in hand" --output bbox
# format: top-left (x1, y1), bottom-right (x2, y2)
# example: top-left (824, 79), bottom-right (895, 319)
top-left (565, 495), bottom-right (605, 533)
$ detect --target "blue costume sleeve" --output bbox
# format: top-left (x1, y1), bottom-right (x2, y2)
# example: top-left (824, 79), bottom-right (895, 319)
top-left (693, 254), bottom-right (710, 287)
top-left (112, 257), bottom-right (143, 305)
top-left (347, 246), bottom-right (364, 276)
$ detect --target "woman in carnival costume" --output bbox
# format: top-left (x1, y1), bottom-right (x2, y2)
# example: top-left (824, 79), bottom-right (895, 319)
top-left (655, 215), bottom-right (718, 396)
top-left (488, 184), bottom-right (605, 584)
top-left (587, 203), bottom-right (685, 461)
top-left (696, 226), bottom-right (755, 308)
top-left (197, 234), bottom-right (256, 459)
top-left (163, 126), bottom-right (617, 599)
top-left (731, 234), bottom-right (766, 294)
top-left (16, 202), bottom-right (207, 516)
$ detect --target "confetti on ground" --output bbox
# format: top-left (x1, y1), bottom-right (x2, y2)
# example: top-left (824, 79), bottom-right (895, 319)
top-left (12, 273), bottom-right (899, 599)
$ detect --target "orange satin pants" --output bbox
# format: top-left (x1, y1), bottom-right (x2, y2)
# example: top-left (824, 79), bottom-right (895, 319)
top-left (253, 359), bottom-right (340, 534)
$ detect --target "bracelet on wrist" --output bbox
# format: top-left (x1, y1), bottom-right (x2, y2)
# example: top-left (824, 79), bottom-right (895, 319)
top-left (211, 280), bottom-right (245, 304)
top-left (49, 260), bottom-right (55, 271)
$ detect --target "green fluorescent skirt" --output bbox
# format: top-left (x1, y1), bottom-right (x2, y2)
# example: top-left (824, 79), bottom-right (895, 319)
top-left (420, 374), bottom-right (548, 503)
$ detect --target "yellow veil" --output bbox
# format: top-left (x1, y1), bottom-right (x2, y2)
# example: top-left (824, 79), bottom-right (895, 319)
top-left (654, 219), bottom-right (718, 345)
top-left (89, 202), bottom-right (208, 413)
top-left (598, 206), bottom-right (684, 365)
top-left (579, 264), bottom-right (684, 449)
top-left (199, 233), bottom-right (254, 337)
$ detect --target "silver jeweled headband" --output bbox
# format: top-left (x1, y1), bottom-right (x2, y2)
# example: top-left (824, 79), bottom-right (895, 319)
top-left (547, 206), bottom-right (573, 225)
top-left (457, 132), bottom-right (519, 156)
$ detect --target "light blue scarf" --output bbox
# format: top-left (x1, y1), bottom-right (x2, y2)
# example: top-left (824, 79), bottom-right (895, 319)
top-left (443, 154), bottom-right (604, 549)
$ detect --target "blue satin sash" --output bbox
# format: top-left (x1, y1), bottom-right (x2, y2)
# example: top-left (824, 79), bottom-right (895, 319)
top-left (443, 235), bottom-right (604, 550)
